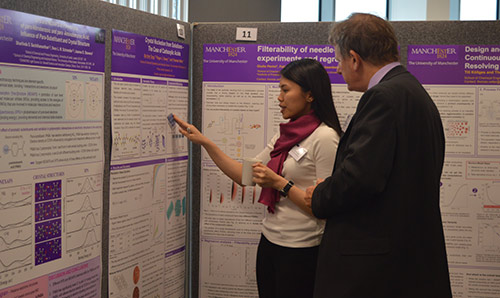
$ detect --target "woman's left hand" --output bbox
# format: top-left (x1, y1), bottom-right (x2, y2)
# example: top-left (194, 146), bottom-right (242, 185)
top-left (252, 163), bottom-right (287, 190)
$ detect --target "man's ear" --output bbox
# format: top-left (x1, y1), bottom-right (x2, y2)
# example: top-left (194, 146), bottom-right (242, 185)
top-left (349, 49), bottom-right (362, 71)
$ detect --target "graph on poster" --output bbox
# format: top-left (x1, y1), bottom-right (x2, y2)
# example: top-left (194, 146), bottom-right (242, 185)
top-left (440, 183), bottom-right (482, 209)
top-left (445, 120), bottom-right (470, 138)
top-left (0, 184), bottom-right (33, 276)
top-left (478, 223), bottom-right (500, 251)
top-left (109, 230), bottom-right (133, 255)
top-left (66, 229), bottom-right (99, 254)
top-left (86, 81), bottom-right (103, 119)
top-left (203, 169), bottom-right (261, 212)
top-left (484, 183), bottom-right (500, 207)
top-left (167, 110), bottom-right (189, 154)
top-left (151, 206), bottom-right (164, 244)
top-left (207, 113), bottom-right (244, 135)
top-left (0, 184), bottom-right (32, 209)
top-left (152, 163), bottom-right (166, 198)
top-left (65, 174), bottom-right (102, 254)
top-left (66, 80), bottom-right (85, 120)
top-left (142, 125), bottom-right (166, 156)
top-left (0, 245), bottom-right (32, 276)
top-left (208, 242), bottom-right (256, 282)
top-left (479, 87), bottom-right (500, 121)
top-left (204, 112), bottom-right (263, 159)
top-left (2, 141), bottom-right (27, 158)
top-left (112, 131), bottom-right (141, 159)
top-left (0, 226), bottom-right (31, 253)
top-left (167, 197), bottom-right (185, 220)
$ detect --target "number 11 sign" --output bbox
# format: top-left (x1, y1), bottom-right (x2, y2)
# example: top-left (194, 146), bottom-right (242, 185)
top-left (236, 27), bottom-right (258, 41)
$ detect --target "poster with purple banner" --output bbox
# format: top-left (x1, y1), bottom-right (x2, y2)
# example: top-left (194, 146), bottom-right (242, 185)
top-left (0, 8), bottom-right (104, 71)
top-left (407, 45), bottom-right (500, 85)
top-left (199, 43), bottom-right (360, 298)
top-left (203, 43), bottom-right (343, 83)
top-left (112, 29), bottom-right (188, 79)
top-left (109, 30), bottom-right (189, 298)
top-left (0, 7), bottom-right (103, 297)
top-left (408, 44), bottom-right (500, 297)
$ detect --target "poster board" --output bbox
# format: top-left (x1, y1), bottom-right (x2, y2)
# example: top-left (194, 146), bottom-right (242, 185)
top-left (1, 0), bottom-right (500, 296)
top-left (192, 21), bottom-right (500, 298)
top-left (0, 0), bottom-right (191, 297)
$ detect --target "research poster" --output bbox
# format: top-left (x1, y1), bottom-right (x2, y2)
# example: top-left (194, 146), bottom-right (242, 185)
top-left (200, 44), bottom-right (358, 297)
top-left (109, 30), bottom-right (189, 298)
top-left (0, 8), bottom-right (104, 297)
top-left (407, 44), bottom-right (500, 298)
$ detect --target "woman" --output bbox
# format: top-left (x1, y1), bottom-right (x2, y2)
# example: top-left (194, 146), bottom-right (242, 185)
top-left (174, 58), bottom-right (342, 298)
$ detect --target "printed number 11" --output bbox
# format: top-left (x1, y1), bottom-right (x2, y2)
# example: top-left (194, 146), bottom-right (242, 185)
top-left (236, 28), bottom-right (257, 41)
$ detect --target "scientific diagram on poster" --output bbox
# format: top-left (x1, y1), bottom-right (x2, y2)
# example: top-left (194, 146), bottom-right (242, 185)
top-left (65, 174), bottom-right (102, 254)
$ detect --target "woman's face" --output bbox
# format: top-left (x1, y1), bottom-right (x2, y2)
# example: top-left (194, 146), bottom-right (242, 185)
top-left (278, 77), bottom-right (312, 120)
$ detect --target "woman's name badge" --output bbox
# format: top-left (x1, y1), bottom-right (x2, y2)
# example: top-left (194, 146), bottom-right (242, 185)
top-left (289, 145), bottom-right (307, 161)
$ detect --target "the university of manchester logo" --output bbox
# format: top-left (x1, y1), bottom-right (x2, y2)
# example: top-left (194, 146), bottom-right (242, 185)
top-left (436, 48), bottom-right (447, 58)
top-left (0, 14), bottom-right (13, 31)
top-left (411, 47), bottom-right (457, 59)
top-left (114, 35), bottom-right (136, 51)
top-left (227, 47), bottom-right (239, 57)
top-left (205, 45), bottom-right (246, 57)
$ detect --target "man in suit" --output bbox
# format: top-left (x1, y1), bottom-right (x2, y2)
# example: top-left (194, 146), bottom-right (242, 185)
top-left (305, 13), bottom-right (453, 297)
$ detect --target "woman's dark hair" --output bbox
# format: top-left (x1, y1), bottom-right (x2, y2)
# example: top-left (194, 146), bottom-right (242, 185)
top-left (280, 58), bottom-right (343, 137)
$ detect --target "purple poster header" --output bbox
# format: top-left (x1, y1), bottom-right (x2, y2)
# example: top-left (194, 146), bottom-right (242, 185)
top-left (165, 246), bottom-right (185, 258)
top-left (110, 158), bottom-right (165, 171)
top-left (0, 8), bottom-right (105, 72)
top-left (111, 76), bottom-right (141, 83)
top-left (407, 45), bottom-right (500, 85)
top-left (112, 30), bottom-right (189, 79)
top-left (167, 155), bottom-right (188, 162)
top-left (203, 44), bottom-right (345, 83)
top-left (169, 81), bottom-right (188, 87)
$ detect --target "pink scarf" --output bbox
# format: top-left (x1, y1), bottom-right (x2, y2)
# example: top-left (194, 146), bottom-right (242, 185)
top-left (258, 110), bottom-right (321, 213)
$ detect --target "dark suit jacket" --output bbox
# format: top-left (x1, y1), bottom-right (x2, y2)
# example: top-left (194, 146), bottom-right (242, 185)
top-left (311, 66), bottom-right (452, 297)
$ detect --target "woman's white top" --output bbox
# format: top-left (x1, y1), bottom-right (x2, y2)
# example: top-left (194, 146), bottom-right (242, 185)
top-left (255, 122), bottom-right (340, 248)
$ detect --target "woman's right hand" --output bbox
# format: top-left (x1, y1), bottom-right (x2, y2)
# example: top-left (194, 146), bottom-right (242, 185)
top-left (174, 114), bottom-right (243, 184)
top-left (173, 114), bottom-right (208, 145)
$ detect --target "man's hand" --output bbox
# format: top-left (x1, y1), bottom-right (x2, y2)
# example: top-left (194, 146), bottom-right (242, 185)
top-left (305, 178), bottom-right (324, 208)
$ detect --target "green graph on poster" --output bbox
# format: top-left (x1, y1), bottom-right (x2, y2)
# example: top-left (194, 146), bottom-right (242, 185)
top-left (166, 197), bottom-right (186, 220)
